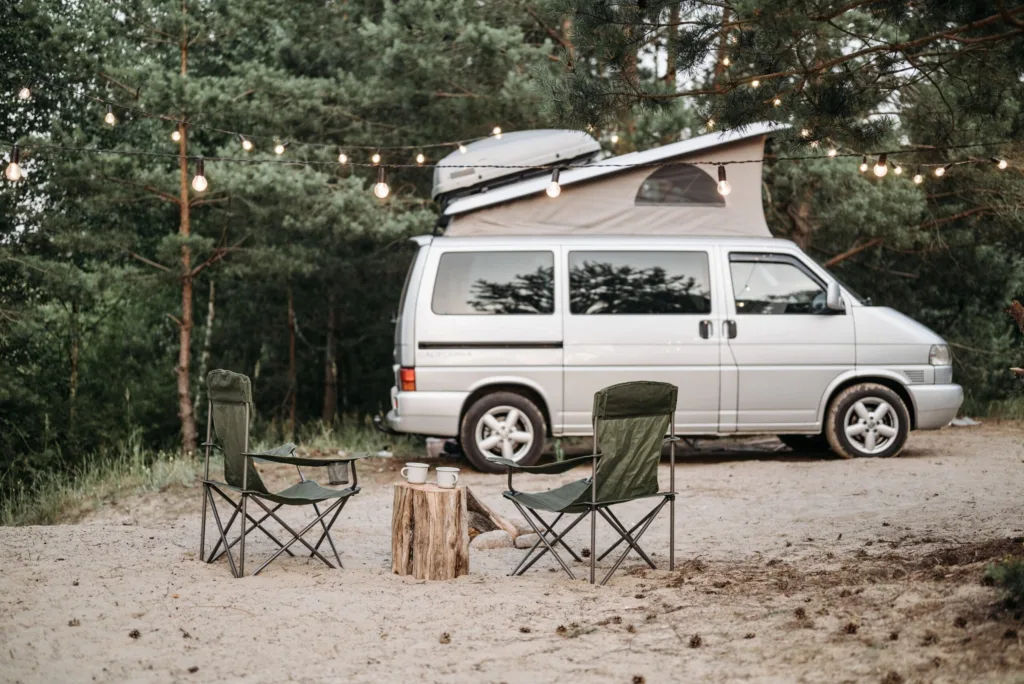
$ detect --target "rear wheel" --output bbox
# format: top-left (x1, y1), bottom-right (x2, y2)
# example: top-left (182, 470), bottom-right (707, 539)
top-left (460, 392), bottom-right (546, 473)
top-left (825, 383), bottom-right (910, 459)
top-left (778, 433), bottom-right (831, 454)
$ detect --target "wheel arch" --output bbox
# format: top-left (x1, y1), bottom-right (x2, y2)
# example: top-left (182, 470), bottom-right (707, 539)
top-left (459, 379), bottom-right (553, 438)
top-left (818, 371), bottom-right (917, 430)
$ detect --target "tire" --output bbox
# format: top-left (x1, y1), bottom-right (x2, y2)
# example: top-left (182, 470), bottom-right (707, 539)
top-left (778, 433), bottom-right (831, 454)
top-left (825, 383), bottom-right (910, 459)
top-left (460, 392), bottom-right (546, 473)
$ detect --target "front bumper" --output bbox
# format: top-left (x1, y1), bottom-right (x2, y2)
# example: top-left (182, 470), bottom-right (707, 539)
top-left (384, 388), bottom-right (466, 437)
top-left (908, 383), bottom-right (964, 430)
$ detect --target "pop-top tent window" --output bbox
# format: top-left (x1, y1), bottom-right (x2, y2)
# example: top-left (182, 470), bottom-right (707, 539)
top-left (635, 164), bottom-right (725, 207)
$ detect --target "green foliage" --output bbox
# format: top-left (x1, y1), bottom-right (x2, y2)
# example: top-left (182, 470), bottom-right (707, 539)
top-left (985, 557), bottom-right (1024, 608)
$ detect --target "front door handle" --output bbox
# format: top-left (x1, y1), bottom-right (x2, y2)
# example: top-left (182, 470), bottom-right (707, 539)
top-left (725, 320), bottom-right (737, 339)
top-left (699, 320), bottom-right (713, 339)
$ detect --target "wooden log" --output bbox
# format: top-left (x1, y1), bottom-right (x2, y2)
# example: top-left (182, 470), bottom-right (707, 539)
top-left (391, 482), bottom-right (469, 580)
top-left (466, 487), bottom-right (520, 540)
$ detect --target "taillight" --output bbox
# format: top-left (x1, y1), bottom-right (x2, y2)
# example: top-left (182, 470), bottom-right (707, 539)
top-left (399, 367), bottom-right (416, 392)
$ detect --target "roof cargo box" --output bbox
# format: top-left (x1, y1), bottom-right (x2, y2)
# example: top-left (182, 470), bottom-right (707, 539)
top-left (431, 129), bottom-right (600, 202)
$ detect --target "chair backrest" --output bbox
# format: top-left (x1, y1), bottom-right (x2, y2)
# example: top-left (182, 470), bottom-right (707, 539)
top-left (206, 369), bottom-right (267, 493)
top-left (590, 381), bottom-right (678, 502)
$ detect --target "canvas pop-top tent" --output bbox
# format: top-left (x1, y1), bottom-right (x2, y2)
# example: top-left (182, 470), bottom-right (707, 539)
top-left (434, 122), bottom-right (785, 238)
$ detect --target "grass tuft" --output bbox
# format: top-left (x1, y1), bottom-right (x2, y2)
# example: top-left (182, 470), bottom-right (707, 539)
top-left (985, 556), bottom-right (1024, 608)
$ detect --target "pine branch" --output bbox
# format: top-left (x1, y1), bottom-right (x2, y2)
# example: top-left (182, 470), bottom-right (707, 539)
top-left (823, 238), bottom-right (884, 267)
top-left (127, 251), bottom-right (172, 273)
top-left (101, 175), bottom-right (180, 206)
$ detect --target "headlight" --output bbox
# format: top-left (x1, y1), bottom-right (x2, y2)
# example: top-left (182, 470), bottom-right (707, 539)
top-left (929, 344), bottom-right (952, 366)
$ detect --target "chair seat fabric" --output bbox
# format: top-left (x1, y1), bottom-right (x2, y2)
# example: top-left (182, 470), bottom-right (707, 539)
top-left (505, 479), bottom-right (593, 513)
top-left (207, 479), bottom-right (357, 506)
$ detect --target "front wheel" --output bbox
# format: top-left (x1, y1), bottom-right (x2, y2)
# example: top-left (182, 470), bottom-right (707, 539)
top-left (460, 392), bottom-right (546, 473)
top-left (825, 383), bottom-right (910, 459)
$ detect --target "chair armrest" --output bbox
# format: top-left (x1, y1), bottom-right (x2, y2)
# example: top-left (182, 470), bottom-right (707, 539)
top-left (486, 454), bottom-right (600, 475)
top-left (244, 449), bottom-right (371, 467)
top-left (663, 436), bottom-right (681, 444)
top-left (200, 441), bottom-right (223, 451)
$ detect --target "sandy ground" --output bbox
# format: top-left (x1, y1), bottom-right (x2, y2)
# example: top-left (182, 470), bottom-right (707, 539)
top-left (2, 424), bottom-right (1024, 684)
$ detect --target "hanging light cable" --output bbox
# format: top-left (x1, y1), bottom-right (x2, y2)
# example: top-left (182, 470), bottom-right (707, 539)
top-left (546, 167), bottom-right (562, 198)
top-left (5, 145), bottom-right (22, 181)
top-left (191, 157), bottom-right (207, 192)
top-left (717, 165), bottom-right (732, 196)
top-left (373, 166), bottom-right (390, 199)
top-left (873, 153), bottom-right (888, 177)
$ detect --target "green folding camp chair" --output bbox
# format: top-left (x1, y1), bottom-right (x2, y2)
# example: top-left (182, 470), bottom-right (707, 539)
top-left (198, 369), bottom-right (364, 577)
top-left (488, 381), bottom-right (678, 585)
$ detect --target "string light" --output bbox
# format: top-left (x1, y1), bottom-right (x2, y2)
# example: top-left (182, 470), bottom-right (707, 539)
top-left (104, 104), bottom-right (116, 126)
top-left (873, 153), bottom-right (888, 177)
top-left (716, 165), bottom-right (732, 196)
top-left (934, 163), bottom-right (950, 177)
top-left (338, 150), bottom-right (348, 164)
top-left (458, 144), bottom-right (468, 154)
top-left (890, 162), bottom-right (903, 175)
top-left (191, 157), bottom-right (207, 192)
top-left (859, 156), bottom-right (869, 173)
top-left (721, 57), bottom-right (731, 67)
top-left (913, 167), bottom-right (924, 184)
top-left (800, 128), bottom-right (810, 138)
top-left (371, 152), bottom-right (382, 164)
top-left (415, 152), bottom-right (426, 165)
top-left (171, 126), bottom-right (181, 142)
top-left (809, 140), bottom-right (819, 149)
top-left (5, 145), bottom-right (22, 181)
top-left (992, 157), bottom-right (1008, 169)
top-left (706, 119), bottom-right (715, 130)
top-left (827, 147), bottom-right (838, 158)
top-left (239, 135), bottom-right (253, 152)
top-left (274, 141), bottom-right (288, 155)
top-left (751, 79), bottom-right (760, 88)
top-left (546, 167), bottom-right (561, 198)
top-left (18, 87), bottom-right (31, 101)
top-left (373, 166), bottom-right (390, 199)
top-left (610, 133), bottom-right (619, 144)
top-left (492, 126), bottom-right (502, 138)
top-left (772, 97), bottom-right (781, 107)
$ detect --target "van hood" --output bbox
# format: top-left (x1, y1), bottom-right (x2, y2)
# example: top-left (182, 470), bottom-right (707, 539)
top-left (853, 306), bottom-right (945, 345)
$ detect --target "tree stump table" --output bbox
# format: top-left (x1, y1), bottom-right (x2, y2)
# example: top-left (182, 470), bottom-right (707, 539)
top-left (391, 482), bottom-right (469, 580)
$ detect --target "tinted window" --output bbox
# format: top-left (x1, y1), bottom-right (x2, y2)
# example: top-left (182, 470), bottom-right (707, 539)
top-left (569, 251), bottom-right (712, 315)
top-left (635, 164), bottom-right (725, 206)
top-left (432, 251), bottom-right (554, 315)
top-left (730, 260), bottom-right (826, 314)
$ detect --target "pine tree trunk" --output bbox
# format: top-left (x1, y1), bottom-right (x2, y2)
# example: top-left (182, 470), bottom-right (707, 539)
top-left (321, 294), bottom-right (337, 424)
top-left (714, 7), bottom-right (732, 82)
top-left (68, 298), bottom-right (80, 435)
top-left (664, 5), bottom-right (680, 86)
top-left (287, 283), bottom-right (297, 437)
top-left (175, 9), bottom-right (197, 456)
top-left (193, 279), bottom-right (215, 415)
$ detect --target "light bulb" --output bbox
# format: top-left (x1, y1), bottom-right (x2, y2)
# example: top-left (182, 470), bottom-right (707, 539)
top-left (415, 153), bottom-right (425, 164)
top-left (827, 147), bottom-right (837, 158)
top-left (717, 165), bottom-right (731, 196)
top-left (873, 154), bottom-right (888, 177)
top-left (913, 173), bottom-right (923, 184)
top-left (191, 157), bottom-right (207, 192)
top-left (610, 134), bottom-right (619, 144)
top-left (993, 157), bottom-right (1008, 170)
top-left (809, 140), bottom-right (819, 149)
top-left (373, 166), bottom-right (390, 199)
top-left (171, 128), bottom-right (181, 142)
top-left (546, 168), bottom-right (561, 198)
top-left (772, 97), bottom-right (781, 107)
top-left (722, 57), bottom-right (730, 67)
top-left (706, 119), bottom-right (715, 130)
top-left (458, 144), bottom-right (467, 154)
top-left (492, 126), bottom-right (502, 138)
top-left (371, 152), bottom-right (381, 164)
top-left (934, 165), bottom-right (945, 177)
top-left (892, 163), bottom-right (902, 175)
top-left (104, 105), bottom-right (116, 126)
top-left (751, 79), bottom-right (760, 88)
top-left (18, 87), bottom-right (31, 100)
top-left (274, 142), bottom-right (287, 155)
top-left (859, 156), bottom-right (868, 173)
top-left (800, 128), bottom-right (810, 138)
top-left (338, 151), bottom-right (348, 164)
top-left (240, 136), bottom-right (253, 152)
top-left (5, 145), bottom-right (22, 181)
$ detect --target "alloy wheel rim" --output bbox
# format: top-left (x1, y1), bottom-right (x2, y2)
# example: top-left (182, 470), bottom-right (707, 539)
top-left (843, 398), bottom-right (899, 455)
top-left (475, 405), bottom-right (534, 462)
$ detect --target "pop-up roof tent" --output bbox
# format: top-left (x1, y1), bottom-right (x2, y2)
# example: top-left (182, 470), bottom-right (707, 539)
top-left (435, 122), bottom-right (784, 238)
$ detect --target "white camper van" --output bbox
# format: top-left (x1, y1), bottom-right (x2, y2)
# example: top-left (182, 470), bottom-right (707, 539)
top-left (381, 125), bottom-right (963, 472)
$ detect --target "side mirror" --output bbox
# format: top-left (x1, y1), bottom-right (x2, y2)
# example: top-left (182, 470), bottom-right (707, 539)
top-left (826, 281), bottom-right (845, 312)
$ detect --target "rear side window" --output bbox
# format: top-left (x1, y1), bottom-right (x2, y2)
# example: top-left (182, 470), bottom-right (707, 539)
top-left (431, 251), bottom-right (554, 315)
top-left (568, 251), bottom-right (712, 315)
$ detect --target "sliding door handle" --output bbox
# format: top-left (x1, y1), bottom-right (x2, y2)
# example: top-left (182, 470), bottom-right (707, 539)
top-left (698, 320), bottom-right (713, 339)
top-left (725, 320), bottom-right (738, 339)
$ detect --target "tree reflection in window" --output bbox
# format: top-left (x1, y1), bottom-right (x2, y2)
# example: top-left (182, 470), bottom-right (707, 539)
top-left (469, 266), bottom-right (554, 314)
top-left (730, 261), bottom-right (826, 315)
top-left (432, 251), bottom-right (555, 315)
top-left (569, 251), bottom-right (712, 315)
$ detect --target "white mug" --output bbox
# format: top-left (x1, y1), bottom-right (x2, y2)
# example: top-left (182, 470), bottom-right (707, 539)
top-left (401, 462), bottom-right (429, 484)
top-left (436, 466), bottom-right (460, 489)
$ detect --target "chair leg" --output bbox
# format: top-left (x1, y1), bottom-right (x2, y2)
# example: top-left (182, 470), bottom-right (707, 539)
top-left (669, 495), bottom-right (675, 572)
top-left (309, 500), bottom-right (347, 568)
top-left (206, 488), bottom-right (239, 578)
top-left (208, 488), bottom-right (294, 560)
top-left (596, 505), bottom-right (662, 562)
top-left (199, 482), bottom-right (209, 560)
top-left (239, 493), bottom-right (247, 576)
top-left (599, 508), bottom-right (657, 569)
top-left (600, 498), bottom-right (669, 586)
top-left (250, 499), bottom-right (346, 576)
top-left (511, 511), bottom-right (587, 576)
top-left (508, 501), bottom-right (587, 580)
top-left (590, 506), bottom-right (597, 584)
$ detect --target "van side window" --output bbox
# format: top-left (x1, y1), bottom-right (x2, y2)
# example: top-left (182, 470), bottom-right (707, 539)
top-left (635, 164), bottom-right (725, 207)
top-left (729, 255), bottom-right (826, 315)
top-left (431, 251), bottom-right (554, 315)
top-left (568, 251), bottom-right (712, 315)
